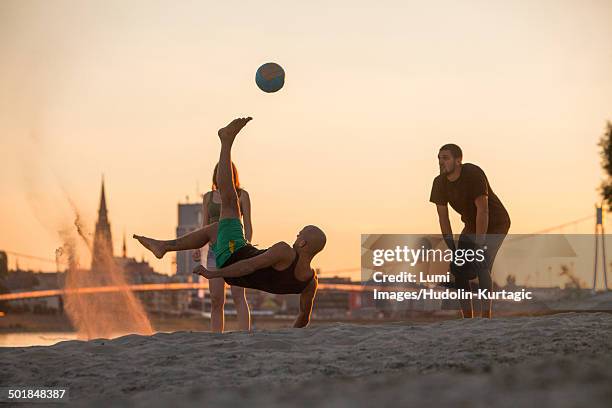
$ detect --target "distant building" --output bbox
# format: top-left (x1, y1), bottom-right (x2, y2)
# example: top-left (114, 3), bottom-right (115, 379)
top-left (0, 251), bottom-right (7, 278)
top-left (0, 251), bottom-right (8, 311)
top-left (175, 202), bottom-right (202, 278)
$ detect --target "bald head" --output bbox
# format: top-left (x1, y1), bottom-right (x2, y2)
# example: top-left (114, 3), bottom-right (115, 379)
top-left (294, 225), bottom-right (327, 257)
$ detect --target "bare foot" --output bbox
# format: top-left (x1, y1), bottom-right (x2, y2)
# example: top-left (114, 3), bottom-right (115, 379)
top-left (133, 235), bottom-right (166, 259)
top-left (218, 117), bottom-right (252, 144)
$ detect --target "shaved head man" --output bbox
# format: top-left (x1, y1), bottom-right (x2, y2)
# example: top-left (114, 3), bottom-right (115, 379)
top-left (135, 117), bottom-right (326, 328)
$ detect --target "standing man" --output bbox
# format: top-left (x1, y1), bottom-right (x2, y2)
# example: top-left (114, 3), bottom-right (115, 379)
top-left (429, 144), bottom-right (510, 318)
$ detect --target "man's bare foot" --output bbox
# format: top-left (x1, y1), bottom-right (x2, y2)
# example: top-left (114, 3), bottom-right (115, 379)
top-left (218, 117), bottom-right (252, 144)
top-left (133, 235), bottom-right (166, 259)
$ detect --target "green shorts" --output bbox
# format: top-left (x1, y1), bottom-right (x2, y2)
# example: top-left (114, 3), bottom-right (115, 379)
top-left (212, 218), bottom-right (248, 267)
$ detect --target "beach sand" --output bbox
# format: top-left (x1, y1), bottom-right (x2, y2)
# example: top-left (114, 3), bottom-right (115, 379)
top-left (2, 312), bottom-right (611, 407)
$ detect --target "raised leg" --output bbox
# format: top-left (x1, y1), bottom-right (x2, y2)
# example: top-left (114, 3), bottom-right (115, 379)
top-left (133, 222), bottom-right (218, 259)
top-left (217, 117), bottom-right (252, 220)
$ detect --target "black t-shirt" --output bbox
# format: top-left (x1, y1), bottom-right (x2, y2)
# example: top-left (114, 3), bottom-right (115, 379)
top-left (223, 244), bottom-right (313, 294)
top-left (430, 163), bottom-right (510, 233)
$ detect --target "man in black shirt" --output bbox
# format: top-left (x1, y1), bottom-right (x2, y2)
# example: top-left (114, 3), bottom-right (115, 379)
top-left (430, 144), bottom-right (510, 318)
top-left (134, 117), bottom-right (326, 328)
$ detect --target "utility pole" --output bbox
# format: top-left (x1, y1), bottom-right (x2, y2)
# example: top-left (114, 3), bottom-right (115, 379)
top-left (593, 203), bottom-right (609, 293)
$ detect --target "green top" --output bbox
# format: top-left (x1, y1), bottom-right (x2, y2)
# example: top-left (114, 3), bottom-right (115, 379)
top-left (212, 218), bottom-right (248, 267)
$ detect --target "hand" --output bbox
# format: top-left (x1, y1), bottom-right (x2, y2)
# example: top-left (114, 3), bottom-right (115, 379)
top-left (193, 265), bottom-right (214, 279)
top-left (192, 249), bottom-right (201, 263)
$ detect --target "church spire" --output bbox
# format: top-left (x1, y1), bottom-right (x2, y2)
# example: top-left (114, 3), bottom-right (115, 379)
top-left (99, 175), bottom-right (108, 222)
top-left (91, 175), bottom-right (114, 271)
top-left (122, 231), bottom-right (127, 258)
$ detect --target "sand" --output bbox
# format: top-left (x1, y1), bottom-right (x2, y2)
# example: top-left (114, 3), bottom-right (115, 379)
top-left (2, 312), bottom-right (612, 407)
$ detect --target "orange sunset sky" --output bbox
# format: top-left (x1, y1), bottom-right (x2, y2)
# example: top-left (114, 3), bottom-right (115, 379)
top-left (1, 0), bottom-right (611, 279)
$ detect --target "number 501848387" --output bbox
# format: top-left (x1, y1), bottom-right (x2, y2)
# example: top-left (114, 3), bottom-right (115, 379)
top-left (1, 388), bottom-right (69, 402)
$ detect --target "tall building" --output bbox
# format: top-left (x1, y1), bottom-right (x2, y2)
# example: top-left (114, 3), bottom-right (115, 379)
top-left (91, 178), bottom-right (114, 272)
top-left (175, 202), bottom-right (202, 277)
top-left (0, 251), bottom-right (7, 278)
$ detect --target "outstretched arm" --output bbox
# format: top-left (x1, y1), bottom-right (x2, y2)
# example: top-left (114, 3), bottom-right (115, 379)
top-left (474, 195), bottom-right (489, 245)
top-left (294, 276), bottom-right (317, 328)
top-left (436, 204), bottom-right (455, 250)
top-left (193, 242), bottom-right (291, 279)
top-left (192, 193), bottom-right (212, 262)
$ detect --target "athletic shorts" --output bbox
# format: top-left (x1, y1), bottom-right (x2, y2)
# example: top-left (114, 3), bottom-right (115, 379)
top-left (212, 218), bottom-right (248, 267)
top-left (452, 232), bottom-right (508, 280)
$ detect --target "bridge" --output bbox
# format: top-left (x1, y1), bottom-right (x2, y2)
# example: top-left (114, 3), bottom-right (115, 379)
top-left (0, 212), bottom-right (602, 302)
top-left (0, 281), bottom-right (375, 302)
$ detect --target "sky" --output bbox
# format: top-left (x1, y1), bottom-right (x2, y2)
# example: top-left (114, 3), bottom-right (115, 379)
top-left (1, 0), bottom-right (611, 280)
